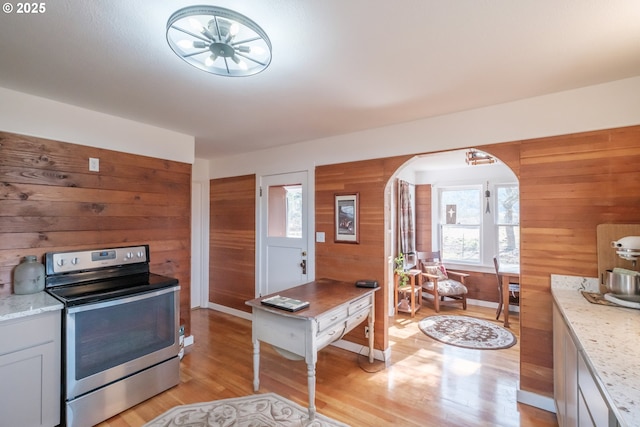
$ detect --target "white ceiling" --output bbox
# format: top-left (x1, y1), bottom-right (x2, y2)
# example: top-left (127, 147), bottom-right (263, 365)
top-left (1, 1), bottom-right (639, 159)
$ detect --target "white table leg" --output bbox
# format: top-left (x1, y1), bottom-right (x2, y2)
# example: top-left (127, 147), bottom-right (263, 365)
top-left (307, 362), bottom-right (316, 419)
top-left (252, 339), bottom-right (260, 391)
top-left (368, 298), bottom-right (375, 363)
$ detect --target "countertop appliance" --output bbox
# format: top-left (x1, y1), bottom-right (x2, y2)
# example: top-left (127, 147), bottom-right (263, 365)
top-left (603, 236), bottom-right (640, 308)
top-left (45, 244), bottom-right (180, 427)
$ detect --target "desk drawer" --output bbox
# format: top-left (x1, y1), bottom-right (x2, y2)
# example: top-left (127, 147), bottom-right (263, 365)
top-left (316, 323), bottom-right (346, 350)
top-left (348, 295), bottom-right (371, 316)
top-left (316, 306), bottom-right (348, 333)
top-left (345, 307), bottom-right (369, 334)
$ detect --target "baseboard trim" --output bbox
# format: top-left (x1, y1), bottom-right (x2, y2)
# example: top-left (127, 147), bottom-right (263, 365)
top-left (208, 302), bottom-right (252, 320)
top-left (516, 387), bottom-right (556, 413)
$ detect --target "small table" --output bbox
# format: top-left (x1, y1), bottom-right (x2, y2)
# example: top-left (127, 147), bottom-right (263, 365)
top-left (394, 269), bottom-right (422, 317)
top-left (500, 266), bottom-right (520, 328)
top-left (245, 278), bottom-right (378, 420)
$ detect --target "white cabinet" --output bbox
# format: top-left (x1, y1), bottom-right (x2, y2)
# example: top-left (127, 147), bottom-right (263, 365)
top-left (0, 310), bottom-right (61, 427)
top-left (553, 303), bottom-right (618, 427)
top-left (577, 353), bottom-right (618, 427)
top-left (554, 303), bottom-right (578, 427)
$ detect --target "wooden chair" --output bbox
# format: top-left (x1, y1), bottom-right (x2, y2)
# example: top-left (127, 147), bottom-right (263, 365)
top-left (416, 251), bottom-right (469, 312)
top-left (493, 256), bottom-right (520, 320)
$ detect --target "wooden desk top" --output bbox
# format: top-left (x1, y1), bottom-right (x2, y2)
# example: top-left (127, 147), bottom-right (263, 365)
top-left (245, 278), bottom-right (379, 319)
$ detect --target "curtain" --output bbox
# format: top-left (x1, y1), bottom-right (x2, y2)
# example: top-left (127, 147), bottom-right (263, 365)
top-left (397, 179), bottom-right (415, 262)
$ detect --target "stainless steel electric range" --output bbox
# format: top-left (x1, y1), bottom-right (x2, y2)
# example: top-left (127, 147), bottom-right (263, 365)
top-left (45, 244), bottom-right (180, 427)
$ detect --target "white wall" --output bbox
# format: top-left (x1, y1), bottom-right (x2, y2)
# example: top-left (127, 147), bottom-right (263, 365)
top-left (208, 76), bottom-right (640, 177)
top-left (0, 87), bottom-right (194, 163)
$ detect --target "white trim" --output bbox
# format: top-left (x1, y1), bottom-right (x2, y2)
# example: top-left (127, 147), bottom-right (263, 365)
top-left (517, 386), bottom-right (557, 413)
top-left (184, 335), bottom-right (194, 347)
top-left (208, 303), bottom-right (252, 321)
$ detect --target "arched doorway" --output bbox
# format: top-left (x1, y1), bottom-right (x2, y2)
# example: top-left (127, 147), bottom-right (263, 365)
top-left (384, 148), bottom-right (520, 319)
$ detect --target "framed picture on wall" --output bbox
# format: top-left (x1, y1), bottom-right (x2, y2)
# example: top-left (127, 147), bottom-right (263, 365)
top-left (334, 192), bottom-right (359, 243)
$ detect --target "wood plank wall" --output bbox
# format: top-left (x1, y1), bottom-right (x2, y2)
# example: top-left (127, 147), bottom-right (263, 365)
top-left (315, 156), bottom-right (412, 351)
top-left (209, 175), bottom-right (256, 312)
top-left (0, 131), bottom-right (193, 332)
top-left (480, 125), bottom-right (640, 396)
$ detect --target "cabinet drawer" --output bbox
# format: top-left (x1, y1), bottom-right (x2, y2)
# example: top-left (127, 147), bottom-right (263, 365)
top-left (316, 323), bottom-right (346, 350)
top-left (345, 307), bottom-right (369, 335)
top-left (316, 305), bottom-right (348, 333)
top-left (0, 311), bottom-right (60, 356)
top-left (348, 295), bottom-right (371, 316)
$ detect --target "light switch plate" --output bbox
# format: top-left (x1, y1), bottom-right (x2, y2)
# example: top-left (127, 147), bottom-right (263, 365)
top-left (89, 157), bottom-right (99, 172)
top-left (316, 232), bottom-right (325, 242)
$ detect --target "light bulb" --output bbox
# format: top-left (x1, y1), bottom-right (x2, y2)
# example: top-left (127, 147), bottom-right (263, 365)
top-left (205, 54), bottom-right (217, 67)
top-left (188, 18), bottom-right (203, 32)
top-left (232, 56), bottom-right (247, 70)
top-left (229, 22), bottom-right (240, 36)
top-left (177, 40), bottom-right (193, 49)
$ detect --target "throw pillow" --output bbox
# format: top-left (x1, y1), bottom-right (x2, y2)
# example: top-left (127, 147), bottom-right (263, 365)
top-left (422, 261), bottom-right (448, 280)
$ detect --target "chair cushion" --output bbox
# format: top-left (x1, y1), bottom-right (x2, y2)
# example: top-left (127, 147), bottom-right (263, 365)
top-left (423, 279), bottom-right (468, 296)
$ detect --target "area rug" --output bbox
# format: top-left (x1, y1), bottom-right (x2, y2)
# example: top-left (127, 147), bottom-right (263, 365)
top-left (143, 392), bottom-right (350, 427)
top-left (418, 315), bottom-right (516, 350)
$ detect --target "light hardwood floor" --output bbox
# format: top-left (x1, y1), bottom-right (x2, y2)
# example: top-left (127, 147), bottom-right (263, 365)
top-left (98, 304), bottom-right (558, 427)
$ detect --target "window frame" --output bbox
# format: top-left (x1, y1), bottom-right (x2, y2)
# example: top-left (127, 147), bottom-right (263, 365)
top-left (434, 182), bottom-right (520, 268)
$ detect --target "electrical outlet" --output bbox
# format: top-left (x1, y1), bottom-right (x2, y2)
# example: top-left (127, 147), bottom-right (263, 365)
top-left (364, 326), bottom-right (369, 338)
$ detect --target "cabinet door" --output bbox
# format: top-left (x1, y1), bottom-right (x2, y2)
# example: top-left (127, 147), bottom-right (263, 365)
top-left (0, 340), bottom-right (59, 426)
top-left (578, 353), bottom-right (615, 427)
top-left (553, 304), bottom-right (578, 427)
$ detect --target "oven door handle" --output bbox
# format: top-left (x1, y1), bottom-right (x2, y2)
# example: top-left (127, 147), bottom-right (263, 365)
top-left (67, 285), bottom-right (180, 314)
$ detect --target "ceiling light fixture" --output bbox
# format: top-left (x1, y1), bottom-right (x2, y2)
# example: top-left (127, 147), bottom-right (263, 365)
top-left (465, 149), bottom-right (496, 166)
top-left (166, 5), bottom-right (272, 77)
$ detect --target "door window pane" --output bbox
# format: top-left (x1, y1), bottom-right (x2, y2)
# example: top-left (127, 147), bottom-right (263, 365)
top-left (268, 184), bottom-right (302, 238)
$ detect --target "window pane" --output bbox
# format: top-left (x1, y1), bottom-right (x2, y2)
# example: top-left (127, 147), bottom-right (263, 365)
top-left (440, 189), bottom-right (480, 225)
top-left (441, 225), bottom-right (480, 262)
top-left (498, 225), bottom-right (520, 267)
top-left (497, 186), bottom-right (519, 225)
top-left (268, 184), bottom-right (302, 238)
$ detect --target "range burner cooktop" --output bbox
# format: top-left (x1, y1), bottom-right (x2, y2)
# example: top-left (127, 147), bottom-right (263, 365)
top-left (44, 244), bottom-right (178, 306)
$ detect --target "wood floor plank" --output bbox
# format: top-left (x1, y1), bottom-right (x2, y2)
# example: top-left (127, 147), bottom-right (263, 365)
top-left (97, 304), bottom-right (558, 427)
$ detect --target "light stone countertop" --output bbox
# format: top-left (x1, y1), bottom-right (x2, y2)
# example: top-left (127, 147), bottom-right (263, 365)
top-left (0, 291), bottom-right (63, 322)
top-left (551, 275), bottom-right (640, 427)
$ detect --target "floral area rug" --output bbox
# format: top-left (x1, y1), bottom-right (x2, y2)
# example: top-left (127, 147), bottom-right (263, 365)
top-left (143, 392), bottom-right (350, 427)
top-left (418, 315), bottom-right (517, 350)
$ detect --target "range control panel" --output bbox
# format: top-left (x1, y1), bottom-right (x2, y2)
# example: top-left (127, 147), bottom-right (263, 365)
top-left (46, 245), bottom-right (149, 275)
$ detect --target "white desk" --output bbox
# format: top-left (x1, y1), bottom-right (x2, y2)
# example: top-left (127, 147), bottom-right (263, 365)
top-left (245, 278), bottom-right (378, 419)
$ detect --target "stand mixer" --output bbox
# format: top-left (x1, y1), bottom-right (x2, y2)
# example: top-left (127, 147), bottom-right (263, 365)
top-left (603, 236), bottom-right (640, 308)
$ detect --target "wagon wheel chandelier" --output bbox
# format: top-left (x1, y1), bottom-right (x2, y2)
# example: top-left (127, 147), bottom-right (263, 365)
top-left (166, 5), bottom-right (272, 77)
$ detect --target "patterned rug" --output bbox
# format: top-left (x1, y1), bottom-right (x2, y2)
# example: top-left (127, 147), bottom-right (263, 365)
top-left (143, 392), bottom-right (350, 427)
top-left (418, 315), bottom-right (517, 350)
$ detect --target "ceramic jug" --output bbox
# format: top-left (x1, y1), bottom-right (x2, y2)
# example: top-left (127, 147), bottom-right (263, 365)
top-left (14, 255), bottom-right (45, 294)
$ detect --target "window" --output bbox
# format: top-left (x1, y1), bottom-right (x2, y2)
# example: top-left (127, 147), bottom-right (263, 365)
top-left (438, 187), bottom-right (481, 263)
top-left (436, 183), bottom-right (520, 267)
top-left (496, 184), bottom-right (520, 268)
top-left (267, 184), bottom-right (302, 238)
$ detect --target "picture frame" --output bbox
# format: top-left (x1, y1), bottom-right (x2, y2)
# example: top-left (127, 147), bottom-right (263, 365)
top-left (334, 192), bottom-right (359, 243)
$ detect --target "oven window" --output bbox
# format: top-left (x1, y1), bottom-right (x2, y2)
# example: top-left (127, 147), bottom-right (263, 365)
top-left (73, 291), bottom-right (176, 380)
